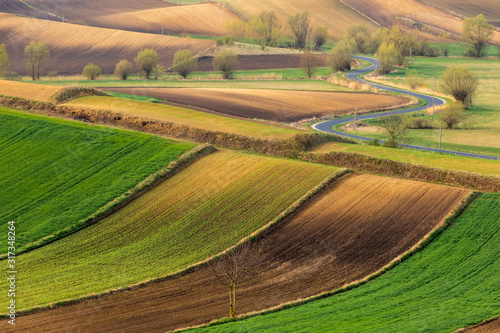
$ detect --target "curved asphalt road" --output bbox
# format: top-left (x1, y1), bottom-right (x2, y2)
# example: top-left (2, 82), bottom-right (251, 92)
top-left (313, 56), bottom-right (499, 161)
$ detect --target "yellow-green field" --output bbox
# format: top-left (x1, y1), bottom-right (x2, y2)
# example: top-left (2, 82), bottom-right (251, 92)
top-left (64, 96), bottom-right (302, 140)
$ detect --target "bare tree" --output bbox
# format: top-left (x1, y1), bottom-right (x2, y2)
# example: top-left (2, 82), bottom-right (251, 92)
top-left (209, 243), bottom-right (261, 319)
top-left (379, 114), bottom-right (408, 148)
top-left (300, 49), bottom-right (318, 79)
top-left (462, 14), bottom-right (494, 58)
top-left (251, 11), bottom-right (282, 47)
top-left (288, 12), bottom-right (311, 49)
top-left (213, 48), bottom-right (239, 79)
top-left (24, 41), bottom-right (50, 80)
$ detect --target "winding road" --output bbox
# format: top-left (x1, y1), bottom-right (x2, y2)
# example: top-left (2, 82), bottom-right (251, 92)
top-left (313, 56), bottom-right (499, 161)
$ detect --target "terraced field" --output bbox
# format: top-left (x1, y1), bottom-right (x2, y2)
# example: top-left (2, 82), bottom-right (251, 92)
top-left (1, 151), bottom-right (337, 314)
top-left (64, 96), bottom-right (303, 140)
top-left (0, 13), bottom-right (214, 74)
top-left (0, 80), bottom-right (63, 102)
top-left (0, 108), bottom-right (194, 254)
top-left (104, 88), bottom-right (410, 123)
top-left (5, 173), bottom-right (469, 332)
top-left (188, 193), bottom-right (499, 333)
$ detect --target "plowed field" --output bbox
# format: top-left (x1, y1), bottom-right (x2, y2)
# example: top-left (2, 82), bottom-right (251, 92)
top-left (8, 173), bottom-right (468, 332)
top-left (0, 13), bottom-right (214, 75)
top-left (0, 0), bottom-right (57, 20)
top-left (196, 54), bottom-right (328, 72)
top-left (465, 318), bottom-right (500, 333)
top-left (0, 80), bottom-right (62, 101)
top-left (105, 88), bottom-right (410, 122)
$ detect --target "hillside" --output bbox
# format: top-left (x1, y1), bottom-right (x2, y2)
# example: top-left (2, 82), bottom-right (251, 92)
top-left (3, 173), bottom-right (469, 332)
top-left (427, 0), bottom-right (500, 27)
top-left (0, 13), bottom-right (214, 75)
top-left (16, 0), bottom-right (238, 36)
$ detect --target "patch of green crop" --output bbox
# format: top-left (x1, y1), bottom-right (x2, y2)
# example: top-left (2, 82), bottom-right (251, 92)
top-left (0, 108), bottom-right (194, 253)
top-left (191, 193), bottom-right (500, 332)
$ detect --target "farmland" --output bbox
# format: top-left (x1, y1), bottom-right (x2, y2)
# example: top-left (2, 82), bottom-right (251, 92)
top-left (104, 88), bottom-right (411, 123)
top-left (2, 173), bottom-right (468, 332)
top-left (2, 151), bottom-right (337, 313)
top-left (0, 12), bottom-right (214, 74)
top-left (0, 108), bottom-right (195, 254)
top-left (185, 193), bottom-right (500, 332)
top-left (63, 96), bottom-right (303, 140)
top-left (314, 142), bottom-right (500, 176)
top-left (0, 80), bottom-right (62, 102)
top-left (428, 0), bottom-right (500, 27)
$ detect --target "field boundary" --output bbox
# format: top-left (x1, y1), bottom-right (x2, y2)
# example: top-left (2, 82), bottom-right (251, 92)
top-left (455, 315), bottom-right (500, 332)
top-left (0, 143), bottom-right (216, 260)
top-left (1, 96), bottom-right (498, 192)
top-left (4, 168), bottom-right (351, 317)
top-left (178, 190), bottom-right (480, 332)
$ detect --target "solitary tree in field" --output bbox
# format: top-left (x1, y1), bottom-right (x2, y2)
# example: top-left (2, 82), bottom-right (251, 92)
top-left (379, 114), bottom-right (408, 148)
top-left (134, 49), bottom-right (159, 80)
top-left (313, 26), bottom-right (328, 50)
top-left (251, 11), bottom-right (281, 47)
top-left (327, 38), bottom-right (356, 72)
top-left (82, 63), bottom-right (101, 80)
top-left (0, 44), bottom-right (9, 76)
top-left (300, 49), bottom-right (318, 78)
top-left (114, 60), bottom-right (133, 80)
top-left (462, 14), bottom-right (494, 58)
top-left (213, 48), bottom-right (239, 79)
top-left (209, 243), bottom-right (261, 319)
top-left (438, 101), bottom-right (465, 129)
top-left (24, 41), bottom-right (50, 80)
top-left (173, 49), bottom-right (197, 79)
top-left (288, 12), bottom-right (311, 49)
top-left (440, 65), bottom-right (479, 107)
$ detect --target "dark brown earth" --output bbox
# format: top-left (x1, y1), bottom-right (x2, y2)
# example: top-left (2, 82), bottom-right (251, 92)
top-left (4, 173), bottom-right (468, 333)
top-left (462, 317), bottom-right (500, 333)
top-left (195, 54), bottom-right (328, 72)
top-left (0, 0), bottom-right (59, 20)
top-left (105, 87), bottom-right (411, 123)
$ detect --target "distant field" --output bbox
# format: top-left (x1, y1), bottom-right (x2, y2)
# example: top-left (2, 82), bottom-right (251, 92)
top-left (64, 96), bottom-right (303, 140)
top-left (0, 80), bottom-right (62, 102)
top-left (4, 172), bottom-right (469, 331)
top-left (187, 193), bottom-right (500, 333)
top-left (2, 151), bottom-right (337, 312)
top-left (0, 108), bottom-right (194, 254)
top-left (313, 142), bottom-right (500, 176)
top-left (429, 0), bottom-right (500, 27)
top-left (0, 12), bottom-right (214, 74)
top-left (104, 88), bottom-right (410, 122)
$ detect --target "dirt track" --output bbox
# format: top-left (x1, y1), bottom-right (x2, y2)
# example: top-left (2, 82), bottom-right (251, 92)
top-left (6, 173), bottom-right (468, 332)
top-left (105, 87), bottom-right (410, 123)
top-left (196, 54), bottom-right (328, 72)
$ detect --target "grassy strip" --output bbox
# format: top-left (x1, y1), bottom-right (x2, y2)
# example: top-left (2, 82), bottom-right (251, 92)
top-left (5, 156), bottom-right (341, 316)
top-left (0, 144), bottom-right (215, 260)
top-left (182, 191), bottom-right (480, 332)
top-left (52, 86), bottom-right (110, 103)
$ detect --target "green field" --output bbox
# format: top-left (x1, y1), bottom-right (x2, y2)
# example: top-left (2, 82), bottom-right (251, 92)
top-left (314, 142), bottom-right (500, 176)
top-left (190, 193), bottom-right (500, 332)
top-left (5, 151), bottom-right (337, 312)
top-left (351, 57), bottom-right (500, 156)
top-left (0, 108), bottom-right (194, 254)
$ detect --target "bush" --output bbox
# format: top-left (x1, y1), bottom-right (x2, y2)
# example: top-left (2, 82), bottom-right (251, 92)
top-left (216, 38), bottom-right (224, 46)
top-left (224, 36), bottom-right (235, 45)
top-left (213, 48), bottom-right (239, 79)
top-left (300, 50), bottom-right (318, 79)
top-left (376, 42), bottom-right (399, 74)
top-left (173, 49), bottom-right (197, 79)
top-left (411, 117), bottom-right (433, 129)
top-left (0, 44), bottom-right (9, 77)
top-left (437, 101), bottom-right (465, 129)
top-left (327, 38), bottom-right (356, 72)
top-left (82, 63), bottom-right (101, 80)
top-left (114, 60), bottom-right (133, 80)
top-left (4, 71), bottom-right (20, 81)
top-left (313, 26), bottom-right (328, 50)
top-left (134, 49), bottom-right (159, 80)
top-left (406, 69), bottom-right (424, 90)
top-left (439, 65), bottom-right (479, 107)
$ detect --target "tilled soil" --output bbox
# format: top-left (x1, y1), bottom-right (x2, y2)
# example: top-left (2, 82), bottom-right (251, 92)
top-left (6, 173), bottom-right (468, 333)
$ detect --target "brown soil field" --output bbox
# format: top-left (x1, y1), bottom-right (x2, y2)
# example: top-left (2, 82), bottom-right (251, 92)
top-left (0, 0), bottom-right (57, 20)
top-left (16, 1), bottom-right (239, 36)
top-left (105, 88), bottom-right (410, 123)
top-left (0, 13), bottom-right (214, 75)
top-left (344, 0), bottom-right (500, 45)
top-left (0, 80), bottom-right (62, 101)
top-left (426, 0), bottom-right (500, 27)
top-left (463, 317), bottom-right (500, 333)
top-left (5, 173), bottom-right (468, 333)
top-left (196, 54), bottom-right (328, 72)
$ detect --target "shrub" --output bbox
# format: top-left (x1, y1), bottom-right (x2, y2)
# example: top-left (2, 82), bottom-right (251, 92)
top-left (216, 38), bottom-right (224, 46)
top-left (439, 65), bottom-right (479, 107)
top-left (82, 63), bottom-right (102, 80)
top-left (173, 49), bottom-right (197, 79)
top-left (406, 69), bottom-right (424, 90)
top-left (0, 44), bottom-right (9, 76)
top-left (300, 50), bottom-right (318, 79)
top-left (4, 71), bottom-right (20, 81)
top-left (437, 101), bottom-right (465, 129)
top-left (327, 38), bottom-right (356, 72)
top-left (114, 60), bottom-right (133, 80)
top-left (134, 49), bottom-right (159, 80)
top-left (313, 26), bottom-right (328, 50)
top-left (213, 48), bottom-right (239, 79)
top-left (377, 42), bottom-right (399, 74)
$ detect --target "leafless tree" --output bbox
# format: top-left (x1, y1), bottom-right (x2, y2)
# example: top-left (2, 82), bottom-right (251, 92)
top-left (208, 243), bottom-right (262, 319)
top-left (379, 114), bottom-right (408, 148)
top-left (300, 49), bottom-right (318, 79)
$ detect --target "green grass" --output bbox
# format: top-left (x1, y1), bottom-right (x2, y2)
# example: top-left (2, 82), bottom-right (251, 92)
top-left (0, 108), bottom-right (195, 254)
top-left (4, 151), bottom-right (337, 312)
top-left (314, 142), bottom-right (500, 175)
top-left (430, 42), bottom-right (500, 57)
top-left (190, 193), bottom-right (500, 332)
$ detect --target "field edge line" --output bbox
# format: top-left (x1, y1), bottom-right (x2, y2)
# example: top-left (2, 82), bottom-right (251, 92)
top-left (0, 144), bottom-right (217, 261)
top-left (5, 167), bottom-right (352, 318)
top-left (176, 190), bottom-right (480, 332)
top-left (455, 314), bottom-right (500, 332)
